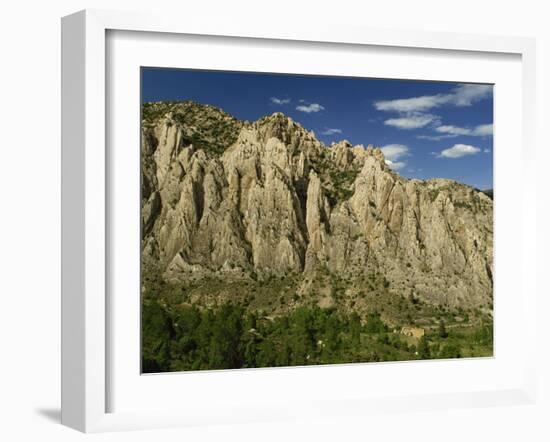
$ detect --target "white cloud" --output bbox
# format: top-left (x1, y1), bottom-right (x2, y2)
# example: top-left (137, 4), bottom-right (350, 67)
top-left (472, 124), bottom-right (493, 136)
top-left (435, 123), bottom-right (493, 137)
top-left (321, 128), bottom-right (342, 135)
top-left (384, 113), bottom-right (437, 129)
top-left (380, 144), bottom-right (410, 161)
top-left (451, 84), bottom-right (493, 106)
top-left (417, 134), bottom-right (457, 141)
top-left (385, 160), bottom-right (407, 170)
top-left (375, 95), bottom-right (448, 113)
top-left (374, 84), bottom-right (492, 139)
top-left (381, 144), bottom-right (410, 171)
top-left (296, 102), bottom-right (325, 113)
top-left (484, 148), bottom-right (491, 154)
top-left (270, 97), bottom-right (290, 105)
top-left (374, 84), bottom-right (492, 113)
top-left (435, 125), bottom-right (471, 136)
top-left (438, 144), bottom-right (481, 158)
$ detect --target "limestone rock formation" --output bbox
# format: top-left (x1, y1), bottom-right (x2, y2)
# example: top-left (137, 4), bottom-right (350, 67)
top-left (141, 101), bottom-right (493, 312)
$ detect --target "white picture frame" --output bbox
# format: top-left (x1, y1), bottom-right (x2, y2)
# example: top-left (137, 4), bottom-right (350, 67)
top-left (61, 9), bottom-right (538, 433)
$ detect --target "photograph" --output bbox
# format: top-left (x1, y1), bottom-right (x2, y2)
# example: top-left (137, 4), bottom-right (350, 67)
top-left (140, 68), bottom-right (494, 373)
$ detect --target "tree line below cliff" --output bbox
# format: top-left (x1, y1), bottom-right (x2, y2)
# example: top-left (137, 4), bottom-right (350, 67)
top-left (142, 299), bottom-right (493, 373)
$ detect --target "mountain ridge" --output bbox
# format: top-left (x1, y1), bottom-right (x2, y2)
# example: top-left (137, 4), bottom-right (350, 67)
top-left (141, 101), bottom-right (493, 316)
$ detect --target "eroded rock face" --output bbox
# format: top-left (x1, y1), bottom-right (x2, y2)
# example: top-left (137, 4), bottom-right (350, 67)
top-left (141, 101), bottom-right (493, 310)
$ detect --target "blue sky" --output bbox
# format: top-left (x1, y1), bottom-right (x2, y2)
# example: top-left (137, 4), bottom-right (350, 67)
top-left (142, 68), bottom-right (493, 189)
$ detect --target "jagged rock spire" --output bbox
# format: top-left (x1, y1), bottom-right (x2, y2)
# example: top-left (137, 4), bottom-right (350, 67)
top-left (141, 102), bottom-right (493, 311)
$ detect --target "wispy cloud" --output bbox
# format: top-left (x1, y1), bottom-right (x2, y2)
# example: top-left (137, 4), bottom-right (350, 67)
top-left (417, 134), bottom-right (457, 141)
top-left (385, 160), bottom-right (407, 170)
top-left (296, 102), bottom-right (325, 113)
top-left (380, 144), bottom-right (410, 170)
top-left (437, 144), bottom-right (481, 158)
top-left (380, 144), bottom-right (410, 161)
top-left (321, 128), bottom-right (342, 135)
top-left (374, 84), bottom-right (492, 113)
top-left (374, 84), bottom-right (493, 148)
top-left (435, 123), bottom-right (493, 137)
top-left (270, 97), bottom-right (290, 105)
top-left (451, 84), bottom-right (493, 106)
top-left (472, 124), bottom-right (493, 136)
top-left (435, 125), bottom-right (471, 136)
top-left (384, 113), bottom-right (438, 129)
top-left (375, 95), bottom-right (447, 113)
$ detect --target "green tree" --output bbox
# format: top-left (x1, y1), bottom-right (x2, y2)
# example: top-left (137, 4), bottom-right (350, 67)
top-left (141, 300), bottom-right (173, 373)
top-left (439, 343), bottom-right (461, 359)
top-left (349, 312), bottom-right (362, 346)
top-left (417, 336), bottom-right (431, 359)
top-left (438, 320), bottom-right (448, 338)
top-left (474, 321), bottom-right (493, 346)
top-left (207, 304), bottom-right (245, 369)
top-left (364, 312), bottom-right (387, 334)
top-left (288, 308), bottom-right (317, 365)
top-left (256, 339), bottom-right (277, 367)
top-left (242, 331), bottom-right (259, 368)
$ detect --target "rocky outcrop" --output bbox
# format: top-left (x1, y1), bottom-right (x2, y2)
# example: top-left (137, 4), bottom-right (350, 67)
top-left (141, 101), bottom-right (493, 311)
top-left (305, 170), bottom-right (330, 270)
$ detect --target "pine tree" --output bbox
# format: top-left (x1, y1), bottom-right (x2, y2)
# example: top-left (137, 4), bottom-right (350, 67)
top-left (438, 320), bottom-right (448, 338)
top-left (418, 336), bottom-right (431, 359)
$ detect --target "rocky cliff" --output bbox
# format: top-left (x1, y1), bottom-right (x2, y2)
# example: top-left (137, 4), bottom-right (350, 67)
top-left (141, 101), bottom-right (493, 314)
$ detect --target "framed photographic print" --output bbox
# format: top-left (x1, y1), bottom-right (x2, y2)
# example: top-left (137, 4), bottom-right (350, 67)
top-left (61, 9), bottom-right (538, 432)
top-left (139, 68), bottom-right (494, 374)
